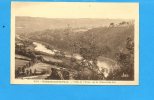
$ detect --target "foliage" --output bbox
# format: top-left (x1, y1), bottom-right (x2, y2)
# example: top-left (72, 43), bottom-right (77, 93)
top-left (107, 37), bottom-right (134, 80)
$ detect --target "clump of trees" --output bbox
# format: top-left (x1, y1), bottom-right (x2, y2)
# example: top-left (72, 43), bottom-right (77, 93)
top-left (119, 21), bottom-right (129, 25)
top-left (110, 23), bottom-right (115, 27)
top-left (107, 37), bottom-right (134, 80)
top-left (15, 40), bottom-right (36, 59)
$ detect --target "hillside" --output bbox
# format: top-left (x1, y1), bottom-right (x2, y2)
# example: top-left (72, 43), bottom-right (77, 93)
top-left (15, 16), bottom-right (131, 34)
top-left (21, 25), bottom-right (134, 59)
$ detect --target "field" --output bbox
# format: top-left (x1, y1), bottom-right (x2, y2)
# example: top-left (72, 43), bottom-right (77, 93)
top-left (15, 59), bottom-right (29, 69)
top-left (15, 54), bottom-right (31, 60)
top-left (25, 63), bottom-right (51, 74)
top-left (43, 55), bottom-right (63, 63)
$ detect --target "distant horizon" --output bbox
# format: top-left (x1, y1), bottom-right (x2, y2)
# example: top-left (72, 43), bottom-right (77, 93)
top-left (15, 16), bottom-right (134, 20)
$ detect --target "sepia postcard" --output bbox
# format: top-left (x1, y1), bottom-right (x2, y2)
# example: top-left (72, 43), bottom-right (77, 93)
top-left (11, 2), bottom-right (139, 85)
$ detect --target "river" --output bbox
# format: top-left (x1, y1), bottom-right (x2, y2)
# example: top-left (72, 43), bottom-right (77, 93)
top-left (33, 42), bottom-right (119, 77)
top-left (33, 42), bottom-right (83, 60)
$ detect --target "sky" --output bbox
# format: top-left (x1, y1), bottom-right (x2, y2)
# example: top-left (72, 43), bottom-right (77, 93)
top-left (11, 2), bottom-right (139, 19)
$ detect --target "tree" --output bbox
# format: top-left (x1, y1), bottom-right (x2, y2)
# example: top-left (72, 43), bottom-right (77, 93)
top-left (78, 32), bottom-right (102, 78)
top-left (110, 37), bottom-right (134, 80)
top-left (125, 37), bottom-right (134, 80)
top-left (110, 23), bottom-right (114, 27)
